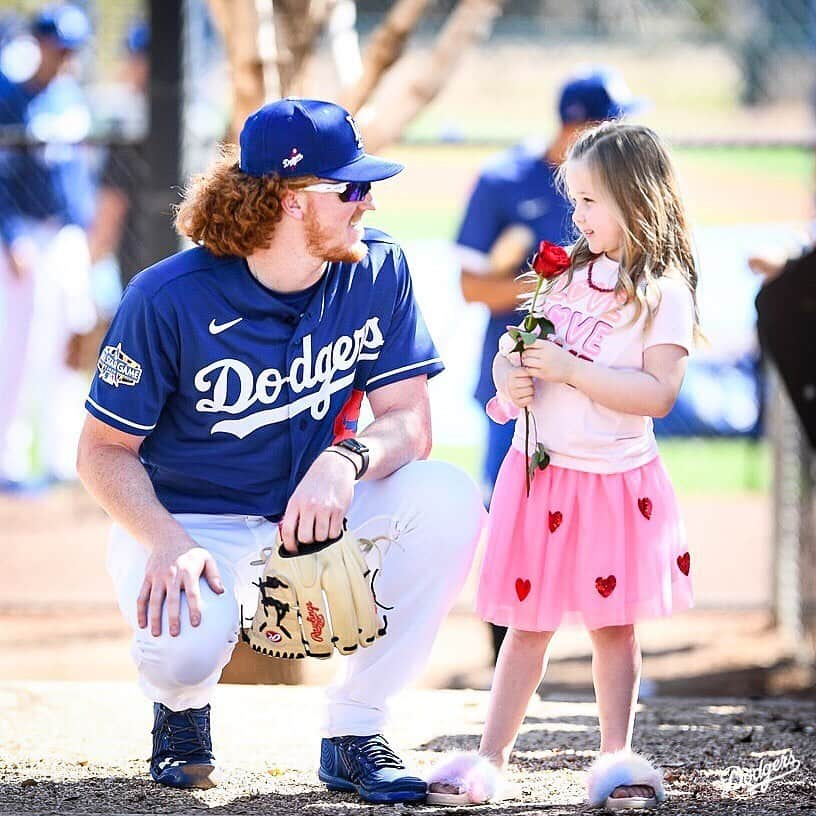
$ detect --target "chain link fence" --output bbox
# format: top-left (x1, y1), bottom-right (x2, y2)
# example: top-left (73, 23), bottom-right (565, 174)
top-left (0, 0), bottom-right (150, 290)
top-left (768, 365), bottom-right (816, 662)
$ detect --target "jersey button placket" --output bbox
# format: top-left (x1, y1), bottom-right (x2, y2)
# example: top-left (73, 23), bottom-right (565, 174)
top-left (287, 314), bottom-right (312, 495)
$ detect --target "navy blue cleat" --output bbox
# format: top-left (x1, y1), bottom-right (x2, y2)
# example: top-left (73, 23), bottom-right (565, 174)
top-left (318, 734), bottom-right (427, 803)
top-left (150, 703), bottom-right (220, 789)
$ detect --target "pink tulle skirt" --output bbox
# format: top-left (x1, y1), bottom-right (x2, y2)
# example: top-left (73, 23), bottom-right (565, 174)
top-left (476, 448), bottom-right (693, 631)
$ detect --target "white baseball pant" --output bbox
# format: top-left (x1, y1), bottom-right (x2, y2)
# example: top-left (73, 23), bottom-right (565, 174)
top-left (107, 459), bottom-right (485, 736)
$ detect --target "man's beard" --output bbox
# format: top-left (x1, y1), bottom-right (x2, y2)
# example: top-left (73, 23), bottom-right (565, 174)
top-left (304, 205), bottom-right (368, 264)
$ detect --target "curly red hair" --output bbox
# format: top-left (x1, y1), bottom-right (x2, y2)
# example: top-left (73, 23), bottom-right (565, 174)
top-left (174, 144), bottom-right (317, 257)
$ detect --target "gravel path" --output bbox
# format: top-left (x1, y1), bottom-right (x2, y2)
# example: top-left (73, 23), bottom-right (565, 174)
top-left (1, 682), bottom-right (814, 815)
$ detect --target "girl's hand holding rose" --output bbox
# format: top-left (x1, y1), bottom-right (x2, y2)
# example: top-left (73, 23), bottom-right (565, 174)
top-left (504, 366), bottom-right (535, 408)
top-left (521, 339), bottom-right (574, 384)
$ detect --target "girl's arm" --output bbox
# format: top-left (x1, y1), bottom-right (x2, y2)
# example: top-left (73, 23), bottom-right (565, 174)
top-left (520, 340), bottom-right (688, 418)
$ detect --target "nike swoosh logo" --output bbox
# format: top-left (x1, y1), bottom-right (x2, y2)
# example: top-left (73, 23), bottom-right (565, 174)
top-left (209, 317), bottom-right (243, 335)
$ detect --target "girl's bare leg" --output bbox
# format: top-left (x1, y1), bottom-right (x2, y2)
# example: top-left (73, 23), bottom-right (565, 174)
top-left (430, 627), bottom-right (555, 795)
top-left (589, 624), bottom-right (653, 800)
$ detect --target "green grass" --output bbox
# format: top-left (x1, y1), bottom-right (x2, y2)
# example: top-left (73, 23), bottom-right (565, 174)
top-left (431, 437), bottom-right (770, 494)
top-left (675, 145), bottom-right (813, 183)
top-left (373, 207), bottom-right (460, 242)
top-left (372, 143), bottom-right (812, 240)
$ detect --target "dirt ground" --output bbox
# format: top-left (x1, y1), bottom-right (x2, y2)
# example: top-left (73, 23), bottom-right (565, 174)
top-left (1, 483), bottom-right (815, 814)
top-left (0, 682), bottom-right (814, 815)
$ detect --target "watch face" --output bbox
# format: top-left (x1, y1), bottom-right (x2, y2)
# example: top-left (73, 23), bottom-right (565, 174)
top-left (341, 438), bottom-right (368, 454)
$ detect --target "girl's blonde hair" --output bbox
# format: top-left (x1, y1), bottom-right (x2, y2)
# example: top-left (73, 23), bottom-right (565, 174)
top-left (537, 122), bottom-right (700, 335)
top-left (174, 144), bottom-right (319, 257)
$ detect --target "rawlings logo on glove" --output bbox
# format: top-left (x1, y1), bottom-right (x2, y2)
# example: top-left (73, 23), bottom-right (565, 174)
top-left (241, 525), bottom-right (388, 659)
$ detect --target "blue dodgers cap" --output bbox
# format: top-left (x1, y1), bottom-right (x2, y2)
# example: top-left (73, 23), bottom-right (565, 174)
top-left (558, 68), bottom-right (644, 124)
top-left (239, 98), bottom-right (404, 181)
top-left (32, 4), bottom-right (91, 50)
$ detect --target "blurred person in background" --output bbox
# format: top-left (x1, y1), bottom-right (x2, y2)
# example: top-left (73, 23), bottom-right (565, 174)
top-left (87, 19), bottom-right (149, 291)
top-left (749, 245), bottom-right (813, 283)
top-left (0, 2), bottom-right (96, 490)
top-left (754, 243), bottom-right (816, 448)
top-left (66, 20), bottom-right (151, 373)
top-left (454, 67), bottom-right (643, 658)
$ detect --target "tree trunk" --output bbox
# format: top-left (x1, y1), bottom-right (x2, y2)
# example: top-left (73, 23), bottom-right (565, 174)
top-left (326, 0), bottom-right (363, 94)
top-left (209, 0), bottom-right (279, 140)
top-left (340, 0), bottom-right (432, 116)
top-left (274, 0), bottom-right (335, 97)
top-left (360, 0), bottom-right (506, 152)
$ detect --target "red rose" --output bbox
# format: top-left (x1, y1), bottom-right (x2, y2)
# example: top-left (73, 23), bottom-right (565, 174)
top-left (532, 241), bottom-right (570, 279)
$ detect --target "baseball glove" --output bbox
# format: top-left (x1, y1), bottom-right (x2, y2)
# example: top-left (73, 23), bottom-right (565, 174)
top-left (242, 527), bottom-right (387, 659)
top-left (487, 224), bottom-right (536, 276)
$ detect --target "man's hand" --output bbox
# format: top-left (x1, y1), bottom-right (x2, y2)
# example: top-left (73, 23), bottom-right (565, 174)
top-left (520, 339), bottom-right (575, 384)
top-left (137, 534), bottom-right (225, 638)
top-left (279, 450), bottom-right (356, 553)
top-left (748, 253), bottom-right (786, 283)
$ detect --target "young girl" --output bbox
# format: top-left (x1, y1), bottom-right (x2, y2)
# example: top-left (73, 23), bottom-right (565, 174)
top-left (427, 122), bottom-right (699, 811)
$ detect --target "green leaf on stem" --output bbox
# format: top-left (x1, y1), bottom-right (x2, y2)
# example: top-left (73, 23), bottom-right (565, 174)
top-left (535, 443), bottom-right (550, 471)
top-left (536, 317), bottom-right (555, 337)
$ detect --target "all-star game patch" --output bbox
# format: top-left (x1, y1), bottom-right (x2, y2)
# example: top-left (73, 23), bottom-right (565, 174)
top-left (97, 343), bottom-right (143, 388)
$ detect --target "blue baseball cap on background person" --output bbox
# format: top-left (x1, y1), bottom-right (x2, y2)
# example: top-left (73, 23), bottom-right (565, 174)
top-left (31, 3), bottom-right (91, 50)
top-left (239, 98), bottom-right (404, 182)
top-left (558, 68), bottom-right (645, 124)
top-left (125, 20), bottom-right (149, 56)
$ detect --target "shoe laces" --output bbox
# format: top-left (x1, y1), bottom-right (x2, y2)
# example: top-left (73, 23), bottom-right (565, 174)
top-left (343, 734), bottom-right (405, 771)
top-left (154, 705), bottom-right (213, 759)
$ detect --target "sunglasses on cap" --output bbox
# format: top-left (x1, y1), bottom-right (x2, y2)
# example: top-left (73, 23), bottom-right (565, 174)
top-left (300, 180), bottom-right (372, 203)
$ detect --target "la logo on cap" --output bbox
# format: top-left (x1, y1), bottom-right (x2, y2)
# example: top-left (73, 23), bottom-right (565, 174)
top-left (282, 147), bottom-right (304, 169)
top-left (346, 115), bottom-right (363, 149)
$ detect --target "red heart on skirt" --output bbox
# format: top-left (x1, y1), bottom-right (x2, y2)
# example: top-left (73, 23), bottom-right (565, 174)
top-left (677, 552), bottom-right (691, 576)
top-left (515, 578), bottom-right (531, 602)
top-left (638, 497), bottom-right (653, 520)
top-left (595, 575), bottom-right (616, 598)
top-left (548, 511), bottom-right (562, 533)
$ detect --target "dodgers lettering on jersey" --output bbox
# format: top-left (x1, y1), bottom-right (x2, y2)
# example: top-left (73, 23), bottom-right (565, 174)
top-left (85, 229), bottom-right (444, 517)
top-left (456, 142), bottom-right (574, 406)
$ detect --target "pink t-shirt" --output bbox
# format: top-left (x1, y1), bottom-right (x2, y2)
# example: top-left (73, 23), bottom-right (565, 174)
top-left (489, 254), bottom-right (695, 474)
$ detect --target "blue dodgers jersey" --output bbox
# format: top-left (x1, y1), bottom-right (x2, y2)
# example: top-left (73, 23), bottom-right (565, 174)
top-left (85, 228), bottom-right (444, 517)
top-left (456, 142), bottom-right (574, 405)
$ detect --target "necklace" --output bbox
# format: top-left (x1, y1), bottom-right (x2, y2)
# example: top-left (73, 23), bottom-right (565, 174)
top-left (586, 260), bottom-right (616, 293)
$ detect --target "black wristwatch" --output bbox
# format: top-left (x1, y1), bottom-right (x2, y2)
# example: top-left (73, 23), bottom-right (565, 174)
top-left (331, 438), bottom-right (370, 480)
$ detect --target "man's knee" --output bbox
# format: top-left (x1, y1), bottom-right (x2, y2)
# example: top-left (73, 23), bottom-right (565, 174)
top-left (169, 635), bottom-right (237, 687)
top-left (409, 460), bottom-right (485, 540)
top-left (138, 629), bottom-right (237, 689)
top-left (394, 460), bottom-right (485, 569)
top-left (135, 599), bottom-right (239, 690)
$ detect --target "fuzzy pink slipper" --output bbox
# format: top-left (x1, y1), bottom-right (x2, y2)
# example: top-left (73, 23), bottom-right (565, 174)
top-left (425, 751), bottom-right (503, 806)
top-left (587, 751), bottom-right (666, 811)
